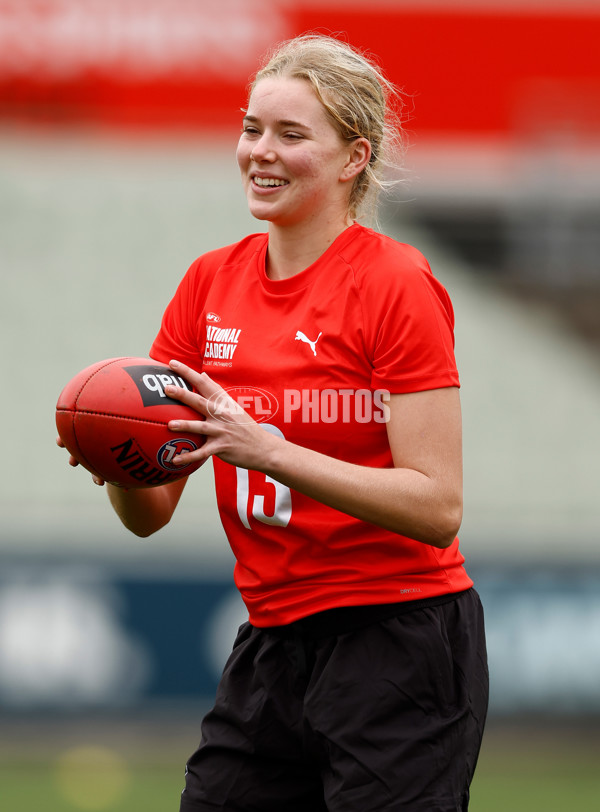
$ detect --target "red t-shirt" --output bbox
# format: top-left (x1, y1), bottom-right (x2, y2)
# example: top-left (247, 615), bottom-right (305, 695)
top-left (151, 224), bottom-right (473, 626)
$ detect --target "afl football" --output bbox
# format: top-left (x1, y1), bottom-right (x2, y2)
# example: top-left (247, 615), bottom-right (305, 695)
top-left (56, 357), bottom-right (204, 488)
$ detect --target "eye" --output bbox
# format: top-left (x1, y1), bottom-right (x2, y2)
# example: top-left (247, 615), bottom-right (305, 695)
top-left (283, 132), bottom-right (303, 141)
top-left (242, 125), bottom-right (260, 136)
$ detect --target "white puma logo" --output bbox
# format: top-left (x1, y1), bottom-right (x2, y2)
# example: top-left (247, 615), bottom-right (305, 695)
top-left (295, 330), bottom-right (323, 357)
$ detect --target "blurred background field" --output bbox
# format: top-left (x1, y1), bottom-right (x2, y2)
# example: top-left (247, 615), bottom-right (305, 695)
top-left (1, 717), bottom-right (599, 811)
top-left (1, 1), bottom-right (600, 809)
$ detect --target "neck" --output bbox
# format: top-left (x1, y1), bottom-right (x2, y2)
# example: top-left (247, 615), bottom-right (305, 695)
top-left (266, 217), bottom-right (354, 280)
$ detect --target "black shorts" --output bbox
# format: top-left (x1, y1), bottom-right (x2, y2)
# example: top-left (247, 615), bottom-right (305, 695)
top-left (180, 589), bottom-right (489, 812)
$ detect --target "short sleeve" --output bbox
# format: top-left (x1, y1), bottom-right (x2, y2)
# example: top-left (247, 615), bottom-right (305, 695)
top-left (363, 244), bottom-right (460, 393)
top-left (149, 256), bottom-right (209, 372)
top-left (149, 236), bottom-right (266, 372)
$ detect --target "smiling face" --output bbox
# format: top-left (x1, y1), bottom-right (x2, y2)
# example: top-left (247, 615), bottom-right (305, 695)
top-left (236, 76), bottom-right (367, 231)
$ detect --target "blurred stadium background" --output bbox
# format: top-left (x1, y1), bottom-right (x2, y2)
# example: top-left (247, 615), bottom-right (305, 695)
top-left (1, 1), bottom-right (599, 809)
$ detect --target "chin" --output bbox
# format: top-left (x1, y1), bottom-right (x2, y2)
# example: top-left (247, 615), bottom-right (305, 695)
top-left (247, 200), bottom-right (277, 223)
top-left (248, 209), bottom-right (273, 223)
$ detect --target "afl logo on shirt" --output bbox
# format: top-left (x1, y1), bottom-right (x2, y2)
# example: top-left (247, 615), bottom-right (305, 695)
top-left (206, 312), bottom-right (221, 323)
top-left (207, 386), bottom-right (278, 424)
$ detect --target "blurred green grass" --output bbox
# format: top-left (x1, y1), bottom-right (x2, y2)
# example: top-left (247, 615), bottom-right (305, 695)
top-left (471, 724), bottom-right (600, 811)
top-left (1, 760), bottom-right (182, 812)
top-left (2, 722), bottom-right (599, 811)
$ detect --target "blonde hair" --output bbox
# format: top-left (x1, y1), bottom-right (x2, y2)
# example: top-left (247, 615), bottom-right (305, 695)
top-left (249, 33), bottom-right (407, 221)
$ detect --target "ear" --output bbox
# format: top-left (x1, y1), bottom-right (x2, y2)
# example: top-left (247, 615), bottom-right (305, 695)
top-left (340, 138), bottom-right (372, 183)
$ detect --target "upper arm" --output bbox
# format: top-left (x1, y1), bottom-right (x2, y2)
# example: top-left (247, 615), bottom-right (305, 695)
top-left (386, 387), bottom-right (463, 497)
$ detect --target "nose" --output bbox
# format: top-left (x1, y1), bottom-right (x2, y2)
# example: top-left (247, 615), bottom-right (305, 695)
top-left (249, 131), bottom-right (276, 163)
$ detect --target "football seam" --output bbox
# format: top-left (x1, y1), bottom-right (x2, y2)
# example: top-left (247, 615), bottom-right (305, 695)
top-left (63, 416), bottom-right (102, 478)
top-left (73, 357), bottom-right (138, 406)
top-left (55, 408), bottom-right (190, 428)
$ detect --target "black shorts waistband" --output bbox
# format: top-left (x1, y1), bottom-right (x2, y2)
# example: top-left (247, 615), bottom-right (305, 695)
top-left (259, 589), bottom-right (471, 640)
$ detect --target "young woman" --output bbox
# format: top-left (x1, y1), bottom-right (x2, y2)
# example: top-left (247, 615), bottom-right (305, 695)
top-left (62, 34), bottom-right (488, 811)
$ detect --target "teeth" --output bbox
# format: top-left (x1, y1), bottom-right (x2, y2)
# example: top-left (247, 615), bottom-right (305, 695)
top-left (253, 177), bottom-right (288, 187)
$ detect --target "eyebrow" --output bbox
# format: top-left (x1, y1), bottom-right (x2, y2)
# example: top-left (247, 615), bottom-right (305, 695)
top-left (243, 114), bottom-right (311, 130)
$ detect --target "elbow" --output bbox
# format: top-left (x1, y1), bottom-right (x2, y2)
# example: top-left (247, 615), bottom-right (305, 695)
top-left (122, 523), bottom-right (155, 539)
top-left (430, 525), bottom-right (460, 550)
top-left (428, 499), bottom-right (463, 549)
top-left (120, 514), bottom-right (171, 539)
top-left (389, 505), bottom-right (462, 549)
top-left (131, 527), bottom-right (157, 539)
top-left (407, 491), bottom-right (462, 549)
top-left (130, 517), bottom-right (171, 539)
top-left (108, 478), bottom-right (185, 538)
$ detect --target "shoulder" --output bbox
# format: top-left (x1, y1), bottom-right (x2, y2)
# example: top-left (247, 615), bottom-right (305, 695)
top-left (337, 225), bottom-right (456, 334)
top-left (188, 232), bottom-right (268, 278)
top-left (161, 232), bottom-right (267, 317)
top-left (338, 224), bottom-right (433, 289)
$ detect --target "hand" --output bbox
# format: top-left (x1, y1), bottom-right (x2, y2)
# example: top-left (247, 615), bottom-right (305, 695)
top-left (163, 360), bottom-right (282, 471)
top-left (56, 436), bottom-right (105, 486)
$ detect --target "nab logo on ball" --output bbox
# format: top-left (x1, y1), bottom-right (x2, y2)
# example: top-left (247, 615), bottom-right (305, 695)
top-left (157, 439), bottom-right (199, 471)
top-left (124, 365), bottom-right (193, 407)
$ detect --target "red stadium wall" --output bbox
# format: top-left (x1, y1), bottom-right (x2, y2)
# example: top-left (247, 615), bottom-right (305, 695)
top-left (0, 0), bottom-right (599, 140)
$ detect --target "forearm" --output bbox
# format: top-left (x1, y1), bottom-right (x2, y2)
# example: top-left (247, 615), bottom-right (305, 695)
top-left (107, 478), bottom-right (187, 538)
top-left (162, 369), bottom-right (463, 546)
top-left (261, 438), bottom-right (462, 548)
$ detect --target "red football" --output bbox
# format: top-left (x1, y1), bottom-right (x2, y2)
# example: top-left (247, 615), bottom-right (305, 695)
top-left (56, 357), bottom-right (205, 488)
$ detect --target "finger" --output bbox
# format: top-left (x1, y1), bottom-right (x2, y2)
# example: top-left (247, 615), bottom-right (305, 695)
top-left (169, 360), bottom-right (221, 398)
top-left (57, 437), bottom-right (80, 467)
top-left (169, 437), bottom-right (214, 467)
top-left (165, 383), bottom-right (209, 416)
top-left (168, 416), bottom-right (209, 433)
top-left (172, 449), bottom-right (209, 467)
